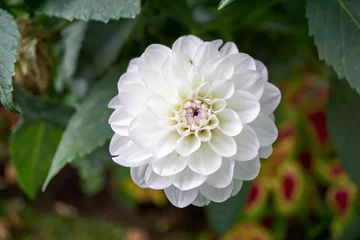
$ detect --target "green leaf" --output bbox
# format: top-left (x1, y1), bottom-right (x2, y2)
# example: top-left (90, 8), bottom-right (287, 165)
top-left (34, 0), bottom-right (140, 22)
top-left (327, 78), bottom-right (360, 187)
top-left (13, 83), bottom-right (75, 128)
top-left (206, 182), bottom-right (251, 235)
top-left (306, 0), bottom-right (360, 92)
top-left (42, 67), bottom-right (121, 191)
top-left (10, 121), bottom-right (63, 198)
top-left (0, 9), bottom-right (20, 113)
top-left (218, 0), bottom-right (236, 10)
top-left (342, 214), bottom-right (360, 240)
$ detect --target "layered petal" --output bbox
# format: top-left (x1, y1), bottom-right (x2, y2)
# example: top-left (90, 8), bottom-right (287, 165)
top-left (249, 113), bottom-right (278, 147)
top-left (206, 158), bottom-right (235, 188)
top-left (152, 151), bottom-right (188, 176)
top-left (109, 106), bottom-right (133, 136)
top-left (231, 70), bottom-right (264, 99)
top-left (170, 167), bottom-right (207, 191)
top-left (233, 125), bottom-right (260, 161)
top-left (128, 111), bottom-right (159, 147)
top-left (227, 90), bottom-right (260, 124)
top-left (145, 163), bottom-right (172, 189)
top-left (193, 42), bottom-right (220, 67)
top-left (234, 155), bottom-right (261, 181)
top-left (165, 185), bottom-right (198, 208)
top-left (209, 129), bottom-right (237, 157)
top-left (112, 140), bottom-right (151, 167)
top-left (216, 108), bottom-right (243, 136)
top-left (200, 180), bottom-right (234, 203)
top-left (151, 130), bottom-right (180, 158)
top-left (188, 143), bottom-right (222, 175)
top-left (130, 165), bottom-right (148, 188)
top-left (260, 82), bottom-right (281, 115)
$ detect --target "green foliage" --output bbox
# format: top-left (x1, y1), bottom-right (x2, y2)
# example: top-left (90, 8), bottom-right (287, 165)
top-left (327, 78), bottom-right (360, 188)
top-left (0, 9), bottom-right (20, 113)
top-left (13, 84), bottom-right (75, 128)
top-left (218, 0), bottom-right (236, 10)
top-left (206, 182), bottom-right (250, 235)
top-left (42, 68), bottom-right (121, 191)
top-left (307, 0), bottom-right (360, 92)
top-left (30, 0), bottom-right (140, 22)
top-left (342, 214), bottom-right (360, 240)
top-left (10, 121), bottom-right (63, 198)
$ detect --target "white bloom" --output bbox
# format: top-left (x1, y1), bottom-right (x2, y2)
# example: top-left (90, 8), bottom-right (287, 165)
top-left (109, 35), bottom-right (280, 208)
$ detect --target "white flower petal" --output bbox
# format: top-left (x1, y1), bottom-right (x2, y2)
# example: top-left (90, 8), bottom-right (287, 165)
top-left (220, 42), bottom-right (239, 56)
top-left (118, 83), bottom-right (152, 115)
top-left (143, 70), bottom-right (174, 98)
top-left (234, 125), bottom-right (260, 161)
top-left (174, 77), bottom-right (192, 99)
top-left (176, 134), bottom-right (201, 157)
top-left (189, 66), bottom-right (204, 89)
top-left (203, 57), bottom-right (234, 83)
top-left (260, 82), bottom-right (281, 116)
top-left (165, 185), bottom-right (199, 208)
top-left (108, 96), bottom-right (121, 109)
top-left (171, 52), bottom-right (192, 79)
top-left (128, 111), bottom-right (160, 147)
top-left (228, 53), bottom-right (256, 72)
top-left (259, 145), bottom-right (273, 159)
top-left (227, 90), bottom-right (260, 124)
top-left (145, 95), bottom-right (175, 119)
top-left (138, 50), bottom-right (168, 74)
top-left (130, 165), bottom-right (148, 188)
top-left (171, 167), bottom-right (207, 191)
top-left (192, 193), bottom-right (211, 207)
top-left (127, 57), bottom-right (139, 72)
top-left (216, 108), bottom-right (243, 136)
top-left (211, 39), bottom-right (223, 49)
top-left (209, 129), bottom-right (237, 157)
top-left (200, 180), bottom-right (234, 203)
top-left (249, 113), bottom-right (278, 147)
top-left (172, 36), bottom-right (203, 58)
top-left (206, 158), bottom-right (234, 188)
top-left (152, 151), bottom-right (188, 176)
top-left (231, 180), bottom-right (243, 196)
top-left (193, 42), bottom-right (220, 67)
top-left (109, 134), bottom-right (128, 156)
top-left (234, 155), bottom-right (260, 180)
top-left (146, 44), bottom-right (172, 56)
top-left (231, 70), bottom-right (265, 100)
top-left (151, 130), bottom-right (180, 158)
top-left (109, 106), bottom-right (133, 136)
top-left (145, 163), bottom-right (172, 189)
top-left (188, 142), bottom-right (222, 175)
top-left (112, 141), bottom-right (151, 167)
top-left (211, 80), bottom-right (234, 99)
top-left (255, 60), bottom-right (268, 82)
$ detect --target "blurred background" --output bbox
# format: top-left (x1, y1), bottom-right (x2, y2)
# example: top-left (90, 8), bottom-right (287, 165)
top-left (0, 0), bottom-right (359, 239)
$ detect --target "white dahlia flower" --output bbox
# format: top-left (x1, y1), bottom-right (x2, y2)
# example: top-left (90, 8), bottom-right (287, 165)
top-left (108, 35), bottom-right (280, 208)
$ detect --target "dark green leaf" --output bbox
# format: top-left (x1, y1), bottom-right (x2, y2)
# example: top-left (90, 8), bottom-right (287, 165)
top-left (327, 78), bottom-right (360, 187)
top-left (42, 67), bottom-right (121, 191)
top-left (10, 121), bottom-right (63, 198)
top-left (34, 0), bottom-right (140, 22)
top-left (218, 0), bottom-right (236, 10)
top-left (306, 0), bottom-right (360, 92)
top-left (0, 9), bottom-right (20, 113)
top-left (206, 182), bottom-right (251, 235)
top-left (13, 83), bottom-right (75, 128)
top-left (342, 214), bottom-right (360, 240)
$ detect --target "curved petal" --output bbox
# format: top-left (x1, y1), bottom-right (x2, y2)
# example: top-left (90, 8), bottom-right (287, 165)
top-left (227, 90), bottom-right (260, 124)
top-left (200, 180), bottom-right (234, 203)
top-left (211, 39), bottom-right (223, 49)
top-left (144, 163), bottom-right (172, 190)
top-left (220, 42), bottom-right (239, 56)
top-left (165, 185), bottom-right (198, 208)
top-left (192, 193), bottom-right (211, 207)
top-left (171, 52), bottom-right (192, 79)
top-left (174, 77), bottom-right (192, 99)
top-left (175, 134), bottom-right (201, 157)
top-left (216, 108), bottom-right (243, 136)
top-left (146, 44), bottom-right (171, 56)
top-left (145, 95), bottom-right (175, 119)
top-left (255, 60), bottom-right (268, 82)
top-left (203, 57), bottom-right (234, 83)
top-left (259, 145), bottom-right (273, 159)
top-left (172, 36), bottom-right (202, 58)
top-left (118, 83), bottom-right (152, 115)
top-left (206, 158), bottom-right (234, 188)
top-left (152, 151), bottom-right (188, 176)
top-left (189, 66), bottom-right (204, 89)
top-left (112, 140), bottom-right (152, 167)
top-left (234, 155), bottom-right (260, 180)
top-left (109, 134), bottom-right (129, 156)
top-left (260, 82), bottom-right (281, 116)
top-left (231, 70), bottom-right (264, 100)
top-left (143, 70), bottom-right (174, 98)
top-left (151, 130), bottom-right (180, 158)
top-left (128, 111), bottom-right (159, 147)
top-left (138, 50), bottom-right (168, 74)
top-left (108, 96), bottom-right (121, 109)
top-left (249, 113), bottom-right (278, 147)
top-left (227, 53), bottom-right (256, 72)
top-left (109, 106), bottom-right (133, 136)
top-left (209, 129), bottom-right (237, 157)
top-left (234, 125), bottom-right (260, 161)
top-left (130, 165), bottom-right (148, 188)
top-left (127, 57), bottom-right (139, 73)
top-left (170, 167), bottom-right (207, 191)
top-left (231, 180), bottom-right (243, 196)
top-left (118, 71), bottom-right (143, 85)
top-left (188, 143), bottom-right (222, 175)
top-left (211, 80), bottom-right (235, 99)
top-left (193, 42), bottom-right (220, 67)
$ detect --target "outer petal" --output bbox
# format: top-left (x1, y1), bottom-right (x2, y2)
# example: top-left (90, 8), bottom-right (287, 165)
top-left (128, 111), bottom-right (159, 147)
top-left (231, 70), bottom-right (264, 100)
top-left (175, 134), bottom-right (201, 157)
top-left (206, 158), bottom-right (234, 188)
top-left (260, 82), bottom-right (281, 115)
top-left (227, 53), bottom-right (256, 72)
top-left (109, 134), bottom-right (128, 155)
top-left (192, 193), bottom-right (211, 207)
top-left (112, 141), bottom-right (152, 167)
top-left (231, 180), bottom-right (243, 196)
top-left (171, 52), bottom-right (192, 79)
top-left (108, 96), bottom-right (121, 109)
top-left (249, 113), bottom-right (278, 147)
top-left (200, 180), bottom-right (234, 203)
top-left (127, 57), bottom-right (139, 73)
top-left (234, 125), bottom-right (260, 161)
top-left (255, 60), bottom-right (268, 82)
top-left (165, 185), bottom-right (198, 208)
top-left (130, 165), bottom-right (148, 188)
top-left (152, 151), bottom-right (188, 176)
top-left (143, 70), bottom-right (174, 98)
top-left (259, 145), bottom-right (273, 159)
top-left (188, 143), bottom-right (222, 175)
top-left (138, 50), bottom-right (168, 74)
top-left (211, 39), bottom-right (223, 49)
top-left (109, 106), bottom-right (133, 136)
top-left (203, 57), bottom-right (234, 83)
top-left (216, 108), bottom-right (243, 136)
top-left (146, 44), bottom-right (172, 56)
top-left (170, 167), bottom-right (207, 191)
top-left (220, 42), bottom-right (239, 56)
top-left (144, 163), bottom-right (171, 189)
top-left (151, 130), bottom-right (180, 159)
top-left (209, 129), bottom-right (237, 157)
top-left (172, 36), bottom-right (203, 58)
top-left (145, 95), bottom-right (175, 119)
top-left (118, 83), bottom-right (152, 115)
top-left (234, 155), bottom-right (260, 181)
top-left (211, 80), bottom-right (235, 99)
top-left (227, 90), bottom-right (260, 124)
top-left (193, 42), bottom-right (220, 67)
